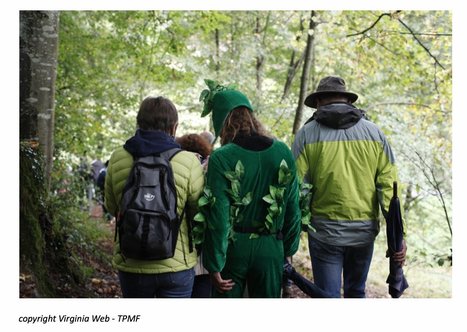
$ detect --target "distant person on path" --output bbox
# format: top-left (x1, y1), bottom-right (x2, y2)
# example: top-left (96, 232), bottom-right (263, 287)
top-left (105, 96), bottom-right (204, 298)
top-left (292, 76), bottom-right (407, 298)
top-left (96, 160), bottom-right (112, 221)
top-left (200, 131), bottom-right (215, 145)
top-left (200, 87), bottom-right (301, 297)
top-left (91, 159), bottom-right (105, 183)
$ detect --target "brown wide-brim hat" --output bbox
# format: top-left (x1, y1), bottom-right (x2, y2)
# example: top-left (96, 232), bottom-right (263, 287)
top-left (304, 76), bottom-right (358, 109)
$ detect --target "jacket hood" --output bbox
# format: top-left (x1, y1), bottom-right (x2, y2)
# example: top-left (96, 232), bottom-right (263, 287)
top-left (306, 103), bottom-right (364, 129)
top-left (123, 129), bottom-right (180, 158)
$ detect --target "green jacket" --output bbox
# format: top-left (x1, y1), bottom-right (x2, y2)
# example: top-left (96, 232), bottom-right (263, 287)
top-left (105, 146), bottom-right (204, 274)
top-left (203, 139), bottom-right (301, 273)
top-left (292, 104), bottom-right (401, 246)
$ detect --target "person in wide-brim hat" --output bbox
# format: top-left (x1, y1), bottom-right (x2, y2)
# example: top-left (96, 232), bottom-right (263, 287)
top-left (292, 74), bottom-right (406, 298)
top-left (304, 76), bottom-right (358, 109)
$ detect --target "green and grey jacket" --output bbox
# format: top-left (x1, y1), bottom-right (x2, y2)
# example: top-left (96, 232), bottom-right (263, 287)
top-left (292, 103), bottom-right (401, 246)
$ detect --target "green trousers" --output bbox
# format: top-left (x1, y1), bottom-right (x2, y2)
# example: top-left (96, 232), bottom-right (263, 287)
top-left (213, 233), bottom-right (284, 298)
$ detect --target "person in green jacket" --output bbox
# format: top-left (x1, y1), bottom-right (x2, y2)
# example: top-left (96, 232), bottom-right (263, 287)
top-left (105, 96), bottom-right (204, 297)
top-left (199, 87), bottom-right (301, 298)
top-left (292, 76), bottom-right (407, 298)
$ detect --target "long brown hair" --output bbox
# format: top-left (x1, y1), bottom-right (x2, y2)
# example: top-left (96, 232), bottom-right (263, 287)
top-left (220, 107), bottom-right (269, 145)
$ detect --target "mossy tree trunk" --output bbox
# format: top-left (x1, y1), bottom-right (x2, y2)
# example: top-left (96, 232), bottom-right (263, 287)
top-left (19, 11), bottom-right (60, 297)
top-left (20, 10), bottom-right (59, 188)
top-left (20, 142), bottom-right (55, 296)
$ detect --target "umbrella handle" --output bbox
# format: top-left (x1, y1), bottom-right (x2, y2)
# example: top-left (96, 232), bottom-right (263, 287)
top-left (393, 181), bottom-right (398, 198)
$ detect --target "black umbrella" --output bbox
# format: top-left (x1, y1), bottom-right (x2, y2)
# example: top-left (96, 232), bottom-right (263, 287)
top-left (385, 181), bottom-right (409, 298)
top-left (283, 261), bottom-right (330, 298)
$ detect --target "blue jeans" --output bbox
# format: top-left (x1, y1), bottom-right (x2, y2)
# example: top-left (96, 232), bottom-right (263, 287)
top-left (118, 268), bottom-right (195, 298)
top-left (308, 236), bottom-right (374, 298)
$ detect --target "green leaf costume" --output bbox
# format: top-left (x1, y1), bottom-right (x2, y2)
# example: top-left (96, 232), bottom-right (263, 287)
top-left (202, 141), bottom-right (301, 297)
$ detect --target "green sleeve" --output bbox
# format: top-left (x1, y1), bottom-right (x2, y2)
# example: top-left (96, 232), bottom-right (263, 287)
top-left (376, 137), bottom-right (406, 235)
top-left (104, 154), bottom-right (118, 216)
top-left (292, 129), bottom-right (310, 179)
top-left (202, 153), bottom-right (230, 273)
top-left (185, 154), bottom-right (205, 223)
top-left (282, 162), bottom-right (301, 257)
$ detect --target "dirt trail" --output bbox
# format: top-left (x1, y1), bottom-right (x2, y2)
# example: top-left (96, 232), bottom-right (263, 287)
top-left (21, 204), bottom-right (384, 298)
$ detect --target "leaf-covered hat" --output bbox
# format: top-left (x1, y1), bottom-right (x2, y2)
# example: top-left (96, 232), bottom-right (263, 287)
top-left (199, 79), bottom-right (253, 137)
top-left (304, 76), bottom-right (358, 109)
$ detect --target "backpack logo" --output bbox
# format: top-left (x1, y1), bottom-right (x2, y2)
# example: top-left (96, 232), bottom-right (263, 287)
top-left (144, 193), bottom-right (155, 201)
top-left (117, 149), bottom-right (182, 261)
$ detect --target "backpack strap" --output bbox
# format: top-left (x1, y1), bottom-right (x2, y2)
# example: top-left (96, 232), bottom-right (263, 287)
top-left (160, 147), bottom-right (183, 162)
top-left (161, 148), bottom-right (194, 253)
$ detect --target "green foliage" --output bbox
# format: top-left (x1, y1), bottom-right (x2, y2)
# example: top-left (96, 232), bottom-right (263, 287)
top-left (299, 180), bottom-right (315, 232)
top-left (20, 141), bottom-right (104, 297)
top-left (192, 186), bottom-right (216, 246)
top-left (20, 141), bottom-right (53, 296)
top-left (260, 160), bottom-right (293, 238)
top-left (55, 10), bottom-right (452, 271)
top-left (224, 161), bottom-right (252, 242)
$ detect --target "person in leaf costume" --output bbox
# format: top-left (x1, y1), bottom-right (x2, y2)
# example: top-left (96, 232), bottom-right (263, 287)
top-left (198, 81), bottom-right (301, 297)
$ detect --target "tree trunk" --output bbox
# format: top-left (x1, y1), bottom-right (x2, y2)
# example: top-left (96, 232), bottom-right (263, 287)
top-left (281, 15), bottom-right (306, 102)
top-left (255, 16), bottom-right (264, 95)
top-left (20, 11), bottom-right (60, 297)
top-left (20, 11), bottom-right (59, 188)
top-left (292, 11), bottom-right (316, 134)
top-left (215, 28), bottom-right (220, 73)
top-left (254, 13), bottom-right (270, 111)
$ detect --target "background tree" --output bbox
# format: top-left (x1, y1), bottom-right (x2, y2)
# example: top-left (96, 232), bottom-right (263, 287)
top-left (20, 11), bottom-right (64, 297)
top-left (20, 11), bottom-right (59, 187)
top-left (292, 10), bottom-right (316, 134)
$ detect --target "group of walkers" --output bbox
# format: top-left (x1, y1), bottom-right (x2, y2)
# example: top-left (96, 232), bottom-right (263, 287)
top-left (104, 76), bottom-right (407, 298)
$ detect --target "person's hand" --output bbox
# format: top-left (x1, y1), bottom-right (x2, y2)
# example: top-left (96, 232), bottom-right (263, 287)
top-left (386, 239), bottom-right (407, 267)
top-left (210, 272), bottom-right (235, 293)
top-left (393, 239), bottom-right (407, 267)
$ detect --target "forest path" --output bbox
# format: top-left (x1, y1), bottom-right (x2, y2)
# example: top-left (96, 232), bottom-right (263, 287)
top-left (20, 203), bottom-right (384, 298)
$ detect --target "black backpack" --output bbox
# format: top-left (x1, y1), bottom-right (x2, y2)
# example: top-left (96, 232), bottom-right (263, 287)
top-left (116, 148), bottom-right (183, 260)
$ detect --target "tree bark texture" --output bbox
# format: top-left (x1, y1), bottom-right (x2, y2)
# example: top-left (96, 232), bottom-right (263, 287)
top-left (255, 16), bottom-right (264, 95)
top-left (20, 11), bottom-right (59, 187)
top-left (292, 11), bottom-right (316, 135)
top-left (215, 28), bottom-right (220, 73)
top-left (281, 15), bottom-right (306, 102)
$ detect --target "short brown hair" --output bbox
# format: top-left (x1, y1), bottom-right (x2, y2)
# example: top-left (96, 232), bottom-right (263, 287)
top-left (220, 107), bottom-right (269, 145)
top-left (176, 134), bottom-right (213, 159)
top-left (137, 96), bottom-right (178, 132)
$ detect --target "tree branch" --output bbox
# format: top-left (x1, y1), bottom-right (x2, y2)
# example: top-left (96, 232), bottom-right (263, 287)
top-left (398, 149), bottom-right (452, 237)
top-left (381, 30), bottom-right (452, 37)
top-left (346, 12), bottom-right (395, 37)
top-left (414, 151), bottom-right (452, 236)
top-left (397, 18), bottom-right (446, 70)
top-left (369, 102), bottom-right (433, 110)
